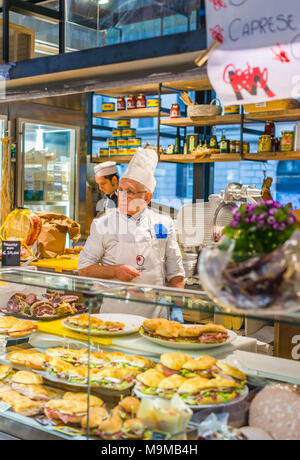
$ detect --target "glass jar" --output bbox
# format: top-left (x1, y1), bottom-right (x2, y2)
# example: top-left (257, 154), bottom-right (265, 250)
top-left (264, 121), bottom-right (275, 137)
top-left (136, 94), bottom-right (146, 109)
top-left (117, 97), bottom-right (126, 111)
top-left (258, 135), bottom-right (271, 152)
top-left (229, 140), bottom-right (236, 153)
top-left (280, 131), bottom-right (294, 152)
top-left (235, 141), bottom-right (241, 153)
top-left (170, 104), bottom-right (181, 118)
top-left (209, 135), bottom-right (218, 149)
top-left (127, 95), bottom-right (137, 110)
top-left (243, 142), bottom-right (250, 154)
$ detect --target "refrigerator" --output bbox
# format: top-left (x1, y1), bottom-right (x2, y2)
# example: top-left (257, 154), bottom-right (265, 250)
top-left (16, 119), bottom-right (80, 222)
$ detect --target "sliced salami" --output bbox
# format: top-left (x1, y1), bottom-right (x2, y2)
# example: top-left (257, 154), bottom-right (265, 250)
top-left (25, 293), bottom-right (37, 305)
top-left (30, 301), bottom-right (56, 317)
top-left (61, 295), bottom-right (79, 303)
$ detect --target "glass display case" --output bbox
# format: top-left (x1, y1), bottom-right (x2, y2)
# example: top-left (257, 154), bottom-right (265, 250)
top-left (0, 267), bottom-right (298, 441)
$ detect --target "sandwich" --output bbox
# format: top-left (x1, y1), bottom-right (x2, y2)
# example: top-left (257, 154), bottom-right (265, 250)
top-left (0, 365), bottom-right (15, 383)
top-left (45, 348), bottom-right (88, 365)
top-left (44, 356), bottom-right (88, 384)
top-left (180, 356), bottom-right (217, 379)
top-left (7, 320), bottom-right (37, 337)
top-left (135, 369), bottom-right (165, 395)
top-left (156, 375), bottom-right (188, 399)
top-left (89, 367), bottom-right (139, 390)
top-left (118, 396), bottom-right (140, 420)
top-left (44, 399), bottom-right (88, 425)
top-left (0, 316), bottom-right (19, 332)
top-left (10, 371), bottom-right (59, 401)
top-left (1, 389), bottom-right (45, 416)
top-left (7, 349), bottom-right (46, 370)
top-left (85, 351), bottom-right (111, 368)
top-left (106, 354), bottom-right (155, 372)
top-left (81, 406), bottom-right (109, 434)
top-left (65, 314), bottom-right (125, 333)
top-left (178, 377), bottom-right (241, 405)
top-left (122, 418), bottom-right (145, 440)
top-left (141, 319), bottom-right (229, 344)
top-left (159, 353), bottom-right (193, 377)
top-left (63, 392), bottom-right (104, 408)
top-left (97, 415), bottom-right (123, 440)
top-left (210, 362), bottom-right (247, 386)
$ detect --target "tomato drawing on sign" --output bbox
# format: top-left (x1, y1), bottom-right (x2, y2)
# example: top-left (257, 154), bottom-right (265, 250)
top-left (210, 25), bottom-right (224, 43)
top-left (209, 0), bottom-right (227, 11)
top-left (270, 43), bottom-right (290, 63)
top-left (223, 63), bottom-right (276, 100)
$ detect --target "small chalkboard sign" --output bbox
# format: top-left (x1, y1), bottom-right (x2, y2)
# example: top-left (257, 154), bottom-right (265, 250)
top-left (2, 241), bottom-right (21, 267)
top-left (150, 431), bottom-right (171, 440)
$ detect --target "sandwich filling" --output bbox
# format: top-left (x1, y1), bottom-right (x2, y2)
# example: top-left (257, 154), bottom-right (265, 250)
top-left (179, 385), bottom-right (244, 405)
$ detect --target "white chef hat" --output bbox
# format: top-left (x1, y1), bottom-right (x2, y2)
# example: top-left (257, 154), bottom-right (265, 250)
top-left (94, 161), bottom-right (117, 178)
top-left (122, 148), bottom-right (158, 193)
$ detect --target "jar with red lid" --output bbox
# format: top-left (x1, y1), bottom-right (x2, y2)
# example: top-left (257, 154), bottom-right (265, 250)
top-left (264, 121), bottom-right (275, 137)
top-left (170, 104), bottom-right (181, 118)
top-left (136, 94), bottom-right (146, 109)
top-left (117, 97), bottom-right (126, 111)
top-left (127, 95), bottom-right (137, 110)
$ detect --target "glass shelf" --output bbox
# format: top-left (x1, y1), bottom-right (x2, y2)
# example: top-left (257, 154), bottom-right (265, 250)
top-left (0, 268), bottom-right (300, 326)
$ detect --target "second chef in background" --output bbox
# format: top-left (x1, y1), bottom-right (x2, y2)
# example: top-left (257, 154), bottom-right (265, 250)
top-left (78, 148), bottom-right (185, 318)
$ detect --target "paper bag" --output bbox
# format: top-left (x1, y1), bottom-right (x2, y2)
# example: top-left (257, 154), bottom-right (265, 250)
top-left (36, 212), bottom-right (81, 258)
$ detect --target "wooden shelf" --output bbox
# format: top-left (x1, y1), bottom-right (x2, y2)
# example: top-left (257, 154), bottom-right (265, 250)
top-left (92, 155), bottom-right (134, 164)
top-left (160, 151), bottom-right (300, 164)
top-left (94, 108), bottom-right (168, 119)
top-left (161, 108), bottom-right (300, 128)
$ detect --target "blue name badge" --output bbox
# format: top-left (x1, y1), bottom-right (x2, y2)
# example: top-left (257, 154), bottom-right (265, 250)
top-left (154, 223), bottom-right (168, 239)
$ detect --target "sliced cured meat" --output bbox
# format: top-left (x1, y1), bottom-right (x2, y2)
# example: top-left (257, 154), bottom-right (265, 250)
top-left (6, 300), bottom-right (21, 314)
top-left (25, 293), bottom-right (37, 305)
top-left (249, 384), bottom-right (300, 441)
top-left (75, 304), bottom-right (86, 312)
top-left (30, 301), bottom-right (56, 317)
top-left (62, 295), bottom-right (79, 303)
top-left (161, 364), bottom-right (180, 377)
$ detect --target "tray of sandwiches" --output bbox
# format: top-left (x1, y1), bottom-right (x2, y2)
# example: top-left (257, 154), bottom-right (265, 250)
top-left (133, 352), bottom-right (248, 409)
top-left (0, 316), bottom-right (37, 340)
top-left (4, 347), bottom-right (155, 391)
top-left (62, 313), bottom-right (146, 337)
top-left (139, 319), bottom-right (236, 349)
top-left (0, 292), bottom-right (87, 321)
top-left (0, 364), bottom-right (150, 440)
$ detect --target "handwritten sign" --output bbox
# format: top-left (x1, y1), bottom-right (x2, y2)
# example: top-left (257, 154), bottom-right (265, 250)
top-left (205, 0), bottom-right (300, 105)
top-left (2, 241), bottom-right (21, 267)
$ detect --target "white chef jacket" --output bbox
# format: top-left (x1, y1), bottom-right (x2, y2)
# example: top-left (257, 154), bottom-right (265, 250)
top-left (78, 207), bottom-right (185, 318)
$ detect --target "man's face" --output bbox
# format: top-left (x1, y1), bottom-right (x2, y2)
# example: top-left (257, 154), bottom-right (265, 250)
top-left (96, 176), bottom-right (117, 196)
top-left (118, 178), bottom-right (152, 216)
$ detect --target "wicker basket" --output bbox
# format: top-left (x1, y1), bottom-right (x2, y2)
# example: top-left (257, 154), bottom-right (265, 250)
top-left (187, 98), bottom-right (222, 119)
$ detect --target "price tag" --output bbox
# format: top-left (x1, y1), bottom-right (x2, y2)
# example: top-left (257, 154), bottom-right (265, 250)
top-left (0, 402), bottom-right (11, 412)
top-left (150, 431), bottom-right (171, 440)
top-left (53, 426), bottom-right (83, 437)
top-left (2, 241), bottom-right (20, 267)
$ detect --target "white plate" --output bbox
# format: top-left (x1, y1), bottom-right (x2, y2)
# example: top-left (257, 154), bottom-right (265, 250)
top-left (134, 385), bottom-right (248, 410)
top-left (139, 327), bottom-right (237, 350)
top-left (62, 313), bottom-right (147, 337)
top-left (0, 331), bottom-right (37, 341)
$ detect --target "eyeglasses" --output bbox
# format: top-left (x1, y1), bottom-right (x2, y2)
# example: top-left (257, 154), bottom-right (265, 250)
top-left (117, 188), bottom-right (147, 198)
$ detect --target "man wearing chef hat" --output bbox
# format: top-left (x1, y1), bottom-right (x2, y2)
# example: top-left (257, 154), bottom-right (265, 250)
top-left (94, 161), bottom-right (119, 216)
top-left (78, 148), bottom-right (185, 318)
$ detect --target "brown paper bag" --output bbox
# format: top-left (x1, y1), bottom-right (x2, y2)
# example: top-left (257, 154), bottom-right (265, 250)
top-left (36, 212), bottom-right (81, 258)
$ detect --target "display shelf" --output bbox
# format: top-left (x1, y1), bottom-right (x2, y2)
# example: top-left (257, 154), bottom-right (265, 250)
top-left (160, 153), bottom-right (242, 163)
top-left (94, 108), bottom-right (169, 120)
top-left (245, 151), bottom-right (300, 161)
top-left (161, 108), bottom-right (300, 128)
top-left (91, 155), bottom-right (134, 164)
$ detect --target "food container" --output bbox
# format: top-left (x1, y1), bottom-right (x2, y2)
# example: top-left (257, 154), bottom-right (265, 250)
top-left (224, 105), bottom-right (240, 115)
top-left (170, 104), bottom-right (181, 119)
top-left (122, 128), bottom-right (136, 138)
top-left (258, 135), bottom-right (272, 153)
top-left (118, 148), bottom-right (128, 155)
top-left (102, 103), bottom-right (115, 112)
top-left (109, 148), bottom-right (119, 156)
top-left (107, 138), bottom-right (117, 147)
top-left (229, 140), bottom-right (236, 154)
top-left (243, 98), bottom-right (300, 113)
top-left (128, 138), bottom-right (142, 147)
top-left (98, 148), bottom-right (109, 156)
top-left (127, 95), bottom-right (137, 110)
top-left (187, 134), bottom-right (199, 153)
top-left (137, 94), bottom-right (146, 109)
top-left (147, 98), bottom-right (159, 108)
top-left (117, 97), bottom-right (126, 111)
top-left (117, 119), bottom-right (131, 128)
top-left (235, 141), bottom-right (241, 153)
top-left (117, 138), bottom-right (128, 147)
top-left (128, 147), bottom-right (138, 155)
top-left (264, 121), bottom-right (275, 137)
top-left (280, 131), bottom-right (294, 152)
top-left (243, 142), bottom-right (250, 154)
top-left (112, 129), bottom-right (122, 138)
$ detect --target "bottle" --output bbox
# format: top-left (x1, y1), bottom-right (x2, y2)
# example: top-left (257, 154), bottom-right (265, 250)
top-left (174, 135), bottom-right (180, 154)
top-left (220, 131), bottom-right (228, 153)
top-left (203, 137), bottom-right (208, 148)
top-left (209, 135), bottom-right (218, 149)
